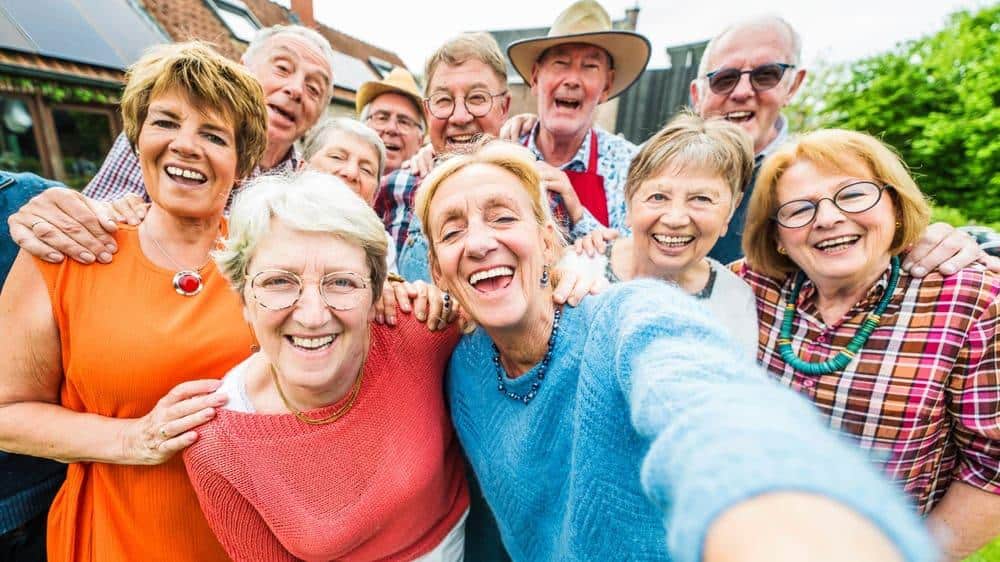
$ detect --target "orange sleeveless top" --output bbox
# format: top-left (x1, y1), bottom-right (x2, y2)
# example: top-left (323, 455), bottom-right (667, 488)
top-left (36, 224), bottom-right (252, 562)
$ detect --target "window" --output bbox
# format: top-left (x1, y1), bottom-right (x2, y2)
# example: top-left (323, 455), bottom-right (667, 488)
top-left (0, 96), bottom-right (43, 175)
top-left (51, 106), bottom-right (114, 190)
top-left (369, 56), bottom-right (395, 79)
top-left (206, 0), bottom-right (261, 43)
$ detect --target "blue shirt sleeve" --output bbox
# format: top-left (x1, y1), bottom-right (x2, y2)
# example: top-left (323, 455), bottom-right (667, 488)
top-left (397, 215), bottom-right (433, 283)
top-left (590, 280), bottom-right (936, 562)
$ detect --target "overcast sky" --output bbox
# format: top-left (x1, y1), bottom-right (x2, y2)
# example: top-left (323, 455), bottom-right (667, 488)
top-left (313, 0), bottom-right (989, 72)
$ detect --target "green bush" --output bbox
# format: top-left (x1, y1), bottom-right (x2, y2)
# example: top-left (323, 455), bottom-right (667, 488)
top-left (788, 4), bottom-right (1000, 224)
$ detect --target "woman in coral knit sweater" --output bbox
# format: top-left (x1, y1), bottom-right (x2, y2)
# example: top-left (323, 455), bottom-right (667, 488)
top-left (183, 171), bottom-right (470, 562)
top-left (0, 42), bottom-right (268, 561)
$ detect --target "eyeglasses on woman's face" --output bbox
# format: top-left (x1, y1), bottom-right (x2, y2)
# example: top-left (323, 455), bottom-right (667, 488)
top-left (774, 181), bottom-right (889, 229)
top-left (248, 269), bottom-right (370, 311)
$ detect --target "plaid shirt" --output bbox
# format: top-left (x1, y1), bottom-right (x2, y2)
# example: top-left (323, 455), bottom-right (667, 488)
top-left (374, 168), bottom-right (421, 257)
top-left (83, 132), bottom-right (301, 207)
top-left (737, 260), bottom-right (1000, 514)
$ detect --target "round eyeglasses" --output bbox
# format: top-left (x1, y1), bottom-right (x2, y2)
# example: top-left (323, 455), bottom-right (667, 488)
top-left (774, 181), bottom-right (889, 229)
top-left (425, 89), bottom-right (508, 119)
top-left (705, 63), bottom-right (795, 95)
top-left (249, 269), bottom-right (369, 311)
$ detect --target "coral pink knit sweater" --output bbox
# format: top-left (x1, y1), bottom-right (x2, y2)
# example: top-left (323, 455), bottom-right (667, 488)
top-left (183, 313), bottom-right (467, 562)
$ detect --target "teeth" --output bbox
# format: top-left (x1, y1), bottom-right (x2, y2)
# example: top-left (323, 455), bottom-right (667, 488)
top-left (469, 266), bottom-right (514, 285)
top-left (726, 111), bottom-right (752, 119)
top-left (816, 235), bottom-right (860, 249)
top-left (166, 166), bottom-right (206, 181)
top-left (449, 134), bottom-right (475, 143)
top-left (290, 335), bottom-right (334, 349)
top-left (653, 234), bottom-right (695, 246)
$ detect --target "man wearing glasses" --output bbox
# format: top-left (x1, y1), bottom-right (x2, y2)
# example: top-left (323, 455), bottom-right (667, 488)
top-left (356, 68), bottom-right (425, 175)
top-left (689, 16), bottom-right (806, 264)
top-left (375, 32), bottom-right (512, 257)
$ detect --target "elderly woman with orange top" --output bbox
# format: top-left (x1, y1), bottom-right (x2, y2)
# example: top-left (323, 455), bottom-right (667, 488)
top-left (0, 42), bottom-right (267, 562)
top-left (736, 129), bottom-right (1000, 560)
top-left (183, 171), bottom-right (469, 561)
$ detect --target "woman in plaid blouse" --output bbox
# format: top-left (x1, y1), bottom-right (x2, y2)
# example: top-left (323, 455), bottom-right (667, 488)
top-left (738, 129), bottom-right (999, 561)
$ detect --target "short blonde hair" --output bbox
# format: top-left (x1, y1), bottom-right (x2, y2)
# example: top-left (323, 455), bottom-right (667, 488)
top-left (744, 129), bottom-right (931, 277)
top-left (625, 111), bottom-right (754, 205)
top-left (415, 139), bottom-right (563, 274)
top-left (215, 171), bottom-right (388, 301)
top-left (424, 33), bottom-right (507, 95)
top-left (120, 41), bottom-right (268, 179)
top-left (303, 117), bottom-right (387, 181)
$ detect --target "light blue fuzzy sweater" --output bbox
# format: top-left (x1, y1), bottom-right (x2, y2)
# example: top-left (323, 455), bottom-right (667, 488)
top-left (447, 279), bottom-right (935, 562)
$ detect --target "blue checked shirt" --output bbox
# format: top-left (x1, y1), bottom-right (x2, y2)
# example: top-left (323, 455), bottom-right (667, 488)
top-left (521, 125), bottom-right (638, 240)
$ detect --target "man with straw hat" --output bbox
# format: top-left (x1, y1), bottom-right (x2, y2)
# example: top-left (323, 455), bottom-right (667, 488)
top-left (357, 67), bottom-right (426, 175)
top-left (506, 0), bottom-right (650, 240)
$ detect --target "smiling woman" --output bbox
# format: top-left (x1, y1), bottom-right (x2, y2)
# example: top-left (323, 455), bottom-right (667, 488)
top-left (0, 41), bottom-right (267, 562)
top-left (413, 139), bottom-right (936, 561)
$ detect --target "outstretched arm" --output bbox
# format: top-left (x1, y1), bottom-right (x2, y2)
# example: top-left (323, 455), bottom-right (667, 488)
top-left (596, 280), bottom-right (935, 562)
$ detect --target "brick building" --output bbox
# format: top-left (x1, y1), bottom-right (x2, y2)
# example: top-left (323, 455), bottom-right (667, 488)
top-left (0, 0), bottom-right (406, 187)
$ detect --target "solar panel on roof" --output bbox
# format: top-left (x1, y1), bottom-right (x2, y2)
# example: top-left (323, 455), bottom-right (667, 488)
top-left (1, 0), bottom-right (166, 70)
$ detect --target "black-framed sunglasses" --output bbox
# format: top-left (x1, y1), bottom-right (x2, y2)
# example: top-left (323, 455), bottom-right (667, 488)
top-left (774, 181), bottom-right (890, 229)
top-left (705, 63), bottom-right (796, 95)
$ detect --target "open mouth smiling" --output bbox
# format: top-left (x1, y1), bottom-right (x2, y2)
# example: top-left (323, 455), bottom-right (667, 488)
top-left (554, 97), bottom-right (582, 110)
top-left (286, 334), bottom-right (335, 351)
top-left (268, 103), bottom-right (297, 125)
top-left (165, 165), bottom-right (207, 185)
top-left (814, 234), bottom-right (861, 253)
top-left (468, 266), bottom-right (515, 293)
top-left (652, 234), bottom-right (695, 248)
top-left (724, 110), bottom-right (754, 123)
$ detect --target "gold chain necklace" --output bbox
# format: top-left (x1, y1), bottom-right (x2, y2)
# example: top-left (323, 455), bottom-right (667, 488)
top-left (269, 358), bottom-right (366, 425)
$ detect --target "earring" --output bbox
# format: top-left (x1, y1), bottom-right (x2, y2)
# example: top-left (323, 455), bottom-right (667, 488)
top-left (777, 246), bottom-right (787, 255)
top-left (895, 220), bottom-right (902, 228)
top-left (540, 264), bottom-right (550, 287)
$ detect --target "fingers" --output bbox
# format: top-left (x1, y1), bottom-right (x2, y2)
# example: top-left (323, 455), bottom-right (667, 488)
top-left (375, 281), bottom-right (395, 325)
top-left (158, 403), bottom-right (219, 442)
top-left (904, 226), bottom-right (978, 277)
top-left (7, 219), bottom-right (63, 263)
top-left (157, 379), bottom-right (224, 409)
top-left (552, 270), bottom-right (575, 305)
top-left (424, 286), bottom-right (446, 331)
top-left (393, 281), bottom-right (412, 315)
top-left (410, 281), bottom-right (430, 323)
top-left (416, 150), bottom-right (434, 177)
top-left (984, 254), bottom-right (1000, 274)
top-left (12, 188), bottom-right (118, 264)
top-left (109, 194), bottom-right (148, 226)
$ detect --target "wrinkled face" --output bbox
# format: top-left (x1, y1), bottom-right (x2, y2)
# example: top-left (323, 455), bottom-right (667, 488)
top-left (243, 220), bottom-right (373, 406)
top-left (365, 92), bottom-right (423, 173)
top-left (531, 43), bottom-right (613, 140)
top-left (246, 33), bottom-right (332, 155)
top-left (306, 130), bottom-right (381, 205)
top-left (774, 158), bottom-right (897, 291)
top-left (627, 165), bottom-right (736, 280)
top-left (425, 59), bottom-right (510, 154)
top-left (138, 90), bottom-right (238, 219)
top-left (428, 163), bottom-right (554, 331)
top-left (690, 25), bottom-right (803, 154)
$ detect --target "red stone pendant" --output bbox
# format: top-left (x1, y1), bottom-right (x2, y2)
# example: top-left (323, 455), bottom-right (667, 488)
top-left (172, 270), bottom-right (204, 296)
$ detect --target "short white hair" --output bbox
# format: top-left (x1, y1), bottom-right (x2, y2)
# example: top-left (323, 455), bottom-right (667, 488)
top-left (696, 15), bottom-right (802, 87)
top-left (215, 170), bottom-right (388, 299)
top-left (243, 24), bottom-right (337, 101)
top-left (303, 117), bottom-right (387, 181)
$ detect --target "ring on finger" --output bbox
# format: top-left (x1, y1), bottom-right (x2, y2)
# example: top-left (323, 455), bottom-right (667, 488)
top-left (29, 219), bottom-right (47, 230)
top-left (159, 426), bottom-right (168, 439)
top-left (442, 291), bottom-right (452, 311)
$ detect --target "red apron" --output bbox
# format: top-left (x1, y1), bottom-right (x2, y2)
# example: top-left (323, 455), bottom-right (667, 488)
top-left (526, 130), bottom-right (609, 228)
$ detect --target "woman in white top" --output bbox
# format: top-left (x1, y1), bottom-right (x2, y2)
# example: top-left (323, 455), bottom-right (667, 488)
top-left (575, 112), bottom-right (758, 356)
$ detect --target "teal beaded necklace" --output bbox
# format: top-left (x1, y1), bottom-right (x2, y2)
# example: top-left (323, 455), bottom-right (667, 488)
top-left (777, 255), bottom-right (901, 375)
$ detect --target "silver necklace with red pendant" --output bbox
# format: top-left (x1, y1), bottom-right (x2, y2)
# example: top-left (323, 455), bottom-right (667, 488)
top-left (147, 230), bottom-right (211, 297)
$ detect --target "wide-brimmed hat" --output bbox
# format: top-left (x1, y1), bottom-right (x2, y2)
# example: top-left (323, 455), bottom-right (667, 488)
top-left (507, 0), bottom-right (650, 100)
top-left (355, 67), bottom-right (424, 124)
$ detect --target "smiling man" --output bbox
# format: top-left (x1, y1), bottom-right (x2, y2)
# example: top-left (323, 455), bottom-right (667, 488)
top-left (689, 16), bottom-right (805, 263)
top-left (375, 32), bottom-right (511, 256)
top-left (84, 24), bottom-right (335, 203)
top-left (357, 68), bottom-right (425, 175)
top-left (506, 0), bottom-right (649, 240)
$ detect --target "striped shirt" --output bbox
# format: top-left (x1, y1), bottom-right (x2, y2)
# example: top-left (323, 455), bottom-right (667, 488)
top-left (737, 260), bottom-right (1000, 514)
top-left (83, 132), bottom-right (300, 206)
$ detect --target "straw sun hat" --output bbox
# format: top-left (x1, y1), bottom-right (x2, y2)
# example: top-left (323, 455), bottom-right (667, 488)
top-left (507, 0), bottom-right (651, 100)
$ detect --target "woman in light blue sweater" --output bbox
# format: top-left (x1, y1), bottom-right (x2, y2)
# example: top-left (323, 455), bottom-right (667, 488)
top-left (413, 140), bottom-right (935, 562)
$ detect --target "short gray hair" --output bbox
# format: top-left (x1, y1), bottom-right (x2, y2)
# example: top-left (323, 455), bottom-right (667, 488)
top-left (696, 15), bottom-right (802, 83)
top-left (303, 117), bottom-right (387, 181)
top-left (243, 24), bottom-right (337, 100)
top-left (215, 170), bottom-right (388, 300)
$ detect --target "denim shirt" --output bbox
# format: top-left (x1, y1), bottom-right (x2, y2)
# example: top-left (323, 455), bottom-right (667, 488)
top-left (0, 171), bottom-right (68, 534)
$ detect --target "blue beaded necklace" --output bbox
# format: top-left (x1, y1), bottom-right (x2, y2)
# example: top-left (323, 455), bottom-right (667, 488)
top-left (777, 255), bottom-right (900, 376)
top-left (493, 306), bottom-right (562, 405)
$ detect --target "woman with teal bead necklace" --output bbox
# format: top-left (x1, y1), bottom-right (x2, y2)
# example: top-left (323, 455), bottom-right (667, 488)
top-left (737, 129), bottom-right (1000, 561)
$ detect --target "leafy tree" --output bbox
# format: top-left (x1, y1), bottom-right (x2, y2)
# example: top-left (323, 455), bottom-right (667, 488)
top-left (789, 4), bottom-right (1000, 223)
